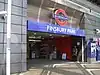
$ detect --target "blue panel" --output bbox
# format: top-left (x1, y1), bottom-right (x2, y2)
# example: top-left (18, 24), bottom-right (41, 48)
top-left (28, 20), bottom-right (85, 37)
top-left (96, 46), bottom-right (100, 61)
top-left (87, 39), bottom-right (96, 58)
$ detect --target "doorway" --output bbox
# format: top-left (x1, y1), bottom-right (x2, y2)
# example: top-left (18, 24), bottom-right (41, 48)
top-left (27, 31), bottom-right (83, 61)
top-left (71, 36), bottom-right (83, 61)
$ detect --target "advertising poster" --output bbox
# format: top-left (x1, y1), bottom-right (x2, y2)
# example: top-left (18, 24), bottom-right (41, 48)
top-left (62, 53), bottom-right (66, 60)
top-left (91, 43), bottom-right (96, 58)
top-left (96, 46), bottom-right (100, 61)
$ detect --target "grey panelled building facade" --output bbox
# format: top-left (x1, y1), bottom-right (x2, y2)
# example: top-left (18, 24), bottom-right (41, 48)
top-left (0, 0), bottom-right (100, 74)
top-left (72, 0), bottom-right (100, 40)
top-left (0, 0), bottom-right (27, 74)
top-left (85, 14), bottom-right (100, 40)
top-left (84, 13), bottom-right (100, 62)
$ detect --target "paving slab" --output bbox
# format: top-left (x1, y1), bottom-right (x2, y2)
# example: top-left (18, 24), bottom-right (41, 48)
top-left (61, 69), bottom-right (84, 75)
top-left (91, 70), bottom-right (100, 75)
top-left (84, 64), bottom-right (100, 69)
top-left (51, 69), bottom-right (84, 75)
top-left (55, 64), bottom-right (79, 69)
top-left (46, 68), bottom-right (84, 75)
top-left (12, 69), bottom-right (44, 75)
top-left (11, 59), bottom-right (90, 75)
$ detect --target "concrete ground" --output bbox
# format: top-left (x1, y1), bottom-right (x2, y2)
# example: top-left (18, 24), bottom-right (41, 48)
top-left (12, 59), bottom-right (91, 75)
top-left (80, 63), bottom-right (100, 75)
top-left (26, 59), bottom-right (85, 75)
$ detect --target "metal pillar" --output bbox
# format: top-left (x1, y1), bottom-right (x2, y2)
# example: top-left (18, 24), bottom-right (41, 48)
top-left (82, 37), bottom-right (84, 62)
top-left (6, 0), bottom-right (12, 75)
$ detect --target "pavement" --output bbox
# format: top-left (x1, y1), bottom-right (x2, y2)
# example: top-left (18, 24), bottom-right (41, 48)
top-left (11, 59), bottom-right (100, 75)
top-left (80, 63), bottom-right (100, 75)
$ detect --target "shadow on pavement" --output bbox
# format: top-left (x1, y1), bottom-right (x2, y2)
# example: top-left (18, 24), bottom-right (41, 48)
top-left (27, 59), bottom-right (71, 69)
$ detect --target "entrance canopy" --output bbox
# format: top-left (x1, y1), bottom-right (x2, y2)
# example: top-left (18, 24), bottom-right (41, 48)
top-left (28, 20), bottom-right (85, 37)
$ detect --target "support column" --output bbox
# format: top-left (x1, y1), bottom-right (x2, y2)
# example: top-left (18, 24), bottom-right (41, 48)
top-left (82, 37), bottom-right (84, 62)
top-left (6, 0), bottom-right (12, 75)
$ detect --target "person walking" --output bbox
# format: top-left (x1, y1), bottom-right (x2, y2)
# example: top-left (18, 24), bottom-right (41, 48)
top-left (72, 46), bottom-right (78, 61)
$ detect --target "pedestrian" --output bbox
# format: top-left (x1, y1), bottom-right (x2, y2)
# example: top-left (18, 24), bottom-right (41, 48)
top-left (72, 46), bottom-right (78, 61)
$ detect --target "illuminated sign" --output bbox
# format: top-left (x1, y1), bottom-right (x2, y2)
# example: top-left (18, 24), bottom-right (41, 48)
top-left (53, 9), bottom-right (68, 26)
top-left (47, 26), bottom-right (76, 34)
top-left (28, 20), bottom-right (85, 37)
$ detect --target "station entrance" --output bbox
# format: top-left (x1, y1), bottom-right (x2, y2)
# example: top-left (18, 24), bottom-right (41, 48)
top-left (27, 31), bottom-right (83, 62)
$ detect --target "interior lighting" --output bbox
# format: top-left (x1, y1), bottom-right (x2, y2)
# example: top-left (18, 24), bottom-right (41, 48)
top-left (29, 40), bottom-right (41, 42)
top-left (49, 34), bottom-right (52, 36)
top-left (34, 33), bottom-right (36, 35)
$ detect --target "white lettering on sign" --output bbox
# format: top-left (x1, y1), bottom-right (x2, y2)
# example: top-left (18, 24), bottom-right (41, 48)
top-left (47, 26), bottom-right (66, 33)
top-left (61, 28), bottom-right (66, 32)
top-left (67, 29), bottom-right (76, 34)
top-left (47, 25), bottom-right (76, 34)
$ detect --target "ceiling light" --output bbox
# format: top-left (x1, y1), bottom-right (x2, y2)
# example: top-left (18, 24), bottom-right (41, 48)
top-left (62, 35), bottom-right (65, 37)
top-left (42, 38), bottom-right (44, 39)
top-left (29, 36), bottom-right (35, 38)
top-left (34, 33), bottom-right (36, 35)
top-left (49, 34), bottom-right (52, 36)
top-left (29, 40), bottom-right (41, 42)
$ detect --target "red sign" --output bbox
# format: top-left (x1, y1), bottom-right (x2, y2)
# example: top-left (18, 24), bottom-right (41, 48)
top-left (53, 9), bottom-right (68, 26)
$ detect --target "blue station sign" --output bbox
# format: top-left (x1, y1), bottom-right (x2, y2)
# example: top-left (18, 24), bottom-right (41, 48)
top-left (28, 20), bottom-right (85, 37)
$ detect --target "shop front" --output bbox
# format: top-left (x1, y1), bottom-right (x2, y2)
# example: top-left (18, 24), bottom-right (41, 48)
top-left (27, 0), bottom-right (85, 61)
top-left (27, 18), bottom-right (85, 61)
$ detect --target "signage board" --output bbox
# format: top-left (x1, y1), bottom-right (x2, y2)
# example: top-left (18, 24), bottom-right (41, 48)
top-left (28, 20), bottom-right (85, 37)
top-left (91, 43), bottom-right (96, 58)
top-left (53, 9), bottom-right (68, 26)
top-left (96, 46), bottom-right (100, 61)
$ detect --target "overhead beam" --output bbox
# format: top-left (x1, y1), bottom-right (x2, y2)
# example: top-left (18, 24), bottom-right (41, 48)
top-left (51, 0), bottom-right (100, 18)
